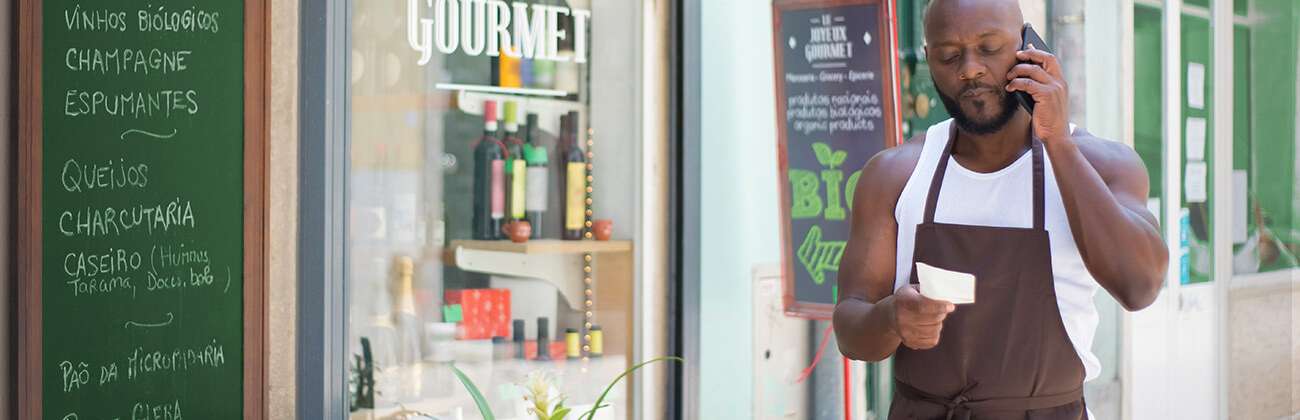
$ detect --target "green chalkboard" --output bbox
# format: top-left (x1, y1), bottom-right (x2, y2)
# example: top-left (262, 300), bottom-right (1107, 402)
top-left (39, 0), bottom-right (247, 418)
top-left (773, 0), bottom-right (902, 318)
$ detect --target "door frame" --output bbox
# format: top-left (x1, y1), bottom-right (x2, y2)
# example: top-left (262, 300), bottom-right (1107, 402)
top-left (1123, 1), bottom-right (1246, 418)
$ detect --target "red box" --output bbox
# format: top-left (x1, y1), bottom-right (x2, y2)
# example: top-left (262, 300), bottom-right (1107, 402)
top-left (445, 288), bottom-right (512, 340)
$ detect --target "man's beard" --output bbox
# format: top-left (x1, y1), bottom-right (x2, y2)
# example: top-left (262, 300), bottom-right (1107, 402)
top-left (936, 82), bottom-right (1021, 135)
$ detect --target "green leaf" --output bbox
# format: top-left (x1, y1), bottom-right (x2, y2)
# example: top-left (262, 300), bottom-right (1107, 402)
top-left (830, 150), bottom-right (847, 168)
top-left (550, 407), bottom-right (572, 420)
top-left (579, 356), bottom-right (683, 420)
top-left (451, 364), bottom-right (496, 420)
top-left (812, 142), bottom-right (833, 166)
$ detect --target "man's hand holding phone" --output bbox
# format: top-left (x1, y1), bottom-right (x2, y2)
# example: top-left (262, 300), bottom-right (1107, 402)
top-left (1006, 24), bottom-right (1072, 145)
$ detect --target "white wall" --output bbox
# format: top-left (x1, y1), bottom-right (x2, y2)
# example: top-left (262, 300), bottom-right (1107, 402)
top-left (268, 0), bottom-right (299, 417)
top-left (1080, 1), bottom-right (1129, 418)
top-left (1020, 0), bottom-right (1048, 36)
top-left (697, 0), bottom-right (783, 417)
top-left (1085, 0), bottom-right (1127, 140)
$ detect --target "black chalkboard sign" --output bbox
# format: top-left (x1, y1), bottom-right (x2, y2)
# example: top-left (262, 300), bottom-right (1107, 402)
top-left (773, 0), bottom-right (902, 318)
top-left (18, 0), bottom-right (267, 418)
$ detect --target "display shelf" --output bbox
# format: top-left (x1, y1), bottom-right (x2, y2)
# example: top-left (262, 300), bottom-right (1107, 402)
top-left (449, 240), bottom-right (631, 311)
top-left (440, 82), bottom-right (576, 99)
top-left (451, 239), bottom-right (632, 255)
top-left (454, 89), bottom-right (585, 135)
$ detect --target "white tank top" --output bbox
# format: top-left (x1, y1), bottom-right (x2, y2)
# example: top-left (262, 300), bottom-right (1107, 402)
top-left (893, 119), bottom-right (1101, 382)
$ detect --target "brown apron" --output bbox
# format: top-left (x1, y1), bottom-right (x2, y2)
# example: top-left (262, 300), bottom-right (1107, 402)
top-left (889, 127), bottom-right (1088, 420)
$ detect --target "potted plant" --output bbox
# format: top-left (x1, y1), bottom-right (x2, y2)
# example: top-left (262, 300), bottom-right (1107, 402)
top-left (451, 356), bottom-right (683, 420)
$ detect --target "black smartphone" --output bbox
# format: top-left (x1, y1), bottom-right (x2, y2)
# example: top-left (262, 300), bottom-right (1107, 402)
top-left (1016, 23), bottom-right (1051, 114)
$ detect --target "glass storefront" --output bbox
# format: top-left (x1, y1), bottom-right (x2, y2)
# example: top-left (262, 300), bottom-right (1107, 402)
top-left (1229, 0), bottom-right (1298, 275)
top-left (1135, 0), bottom-right (1298, 282)
top-left (342, 1), bottom-right (653, 418)
top-left (1128, 1), bottom-right (1298, 418)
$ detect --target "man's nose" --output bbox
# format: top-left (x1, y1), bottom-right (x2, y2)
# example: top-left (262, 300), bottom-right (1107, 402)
top-left (958, 56), bottom-right (987, 82)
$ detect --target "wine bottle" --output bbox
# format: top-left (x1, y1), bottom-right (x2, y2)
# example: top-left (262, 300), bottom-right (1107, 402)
top-left (502, 101), bottom-right (527, 223)
top-left (523, 113), bottom-right (549, 239)
top-left (561, 111), bottom-right (587, 240)
top-left (472, 101), bottom-right (506, 240)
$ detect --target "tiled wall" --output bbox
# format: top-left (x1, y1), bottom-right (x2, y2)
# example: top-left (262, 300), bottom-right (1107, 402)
top-left (1229, 282), bottom-right (1300, 419)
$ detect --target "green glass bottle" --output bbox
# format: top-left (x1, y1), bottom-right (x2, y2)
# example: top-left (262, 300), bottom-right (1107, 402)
top-left (523, 113), bottom-right (549, 239)
top-left (502, 101), bottom-right (527, 223)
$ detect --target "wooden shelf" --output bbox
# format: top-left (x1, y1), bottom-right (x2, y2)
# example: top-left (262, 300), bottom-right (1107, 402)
top-left (454, 90), bottom-right (585, 135)
top-left (450, 239), bottom-right (632, 255)
top-left (448, 240), bottom-right (633, 312)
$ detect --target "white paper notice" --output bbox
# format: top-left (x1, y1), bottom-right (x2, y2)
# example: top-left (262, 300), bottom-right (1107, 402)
top-left (1233, 170), bottom-right (1248, 244)
top-left (1187, 62), bottom-right (1206, 109)
top-left (915, 262), bottom-right (976, 304)
top-left (1185, 117), bottom-right (1207, 161)
top-left (1185, 161), bottom-right (1208, 203)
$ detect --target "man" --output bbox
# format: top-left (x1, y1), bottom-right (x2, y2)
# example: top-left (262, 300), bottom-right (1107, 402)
top-left (832, 0), bottom-right (1168, 419)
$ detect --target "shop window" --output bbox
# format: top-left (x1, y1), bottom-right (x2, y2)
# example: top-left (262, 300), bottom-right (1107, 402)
top-left (1182, 14), bottom-right (1215, 284)
top-left (1230, 0), bottom-right (1299, 275)
top-left (343, 1), bottom-right (641, 419)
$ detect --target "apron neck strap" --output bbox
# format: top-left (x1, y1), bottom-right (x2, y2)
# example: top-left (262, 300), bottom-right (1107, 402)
top-left (1029, 135), bottom-right (1045, 230)
top-left (923, 123), bottom-right (1047, 231)
top-left (921, 124), bottom-right (958, 225)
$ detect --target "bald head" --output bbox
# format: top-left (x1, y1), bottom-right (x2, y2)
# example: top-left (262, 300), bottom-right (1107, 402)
top-left (923, 0), bottom-right (1024, 45)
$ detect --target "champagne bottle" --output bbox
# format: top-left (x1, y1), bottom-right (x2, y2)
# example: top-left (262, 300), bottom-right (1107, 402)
top-left (390, 256), bottom-right (419, 365)
top-left (472, 101), bottom-right (506, 240)
top-left (502, 101), bottom-right (527, 223)
top-left (523, 113), bottom-right (549, 239)
top-left (561, 111), bottom-right (587, 240)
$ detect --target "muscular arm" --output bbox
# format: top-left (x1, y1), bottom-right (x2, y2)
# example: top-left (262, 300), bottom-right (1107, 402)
top-left (1009, 49), bottom-right (1168, 311)
top-left (1046, 133), bottom-right (1168, 311)
top-left (832, 138), bottom-right (922, 362)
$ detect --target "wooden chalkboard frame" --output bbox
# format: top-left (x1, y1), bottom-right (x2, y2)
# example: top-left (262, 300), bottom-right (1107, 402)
top-left (16, 0), bottom-right (269, 418)
top-left (773, 0), bottom-right (903, 319)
